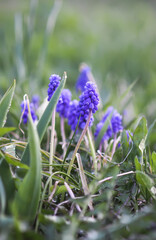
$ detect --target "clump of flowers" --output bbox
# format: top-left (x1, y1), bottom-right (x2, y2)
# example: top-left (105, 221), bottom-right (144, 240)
top-left (75, 64), bottom-right (91, 93)
top-left (77, 82), bottom-right (99, 129)
top-left (21, 101), bottom-right (37, 124)
top-left (47, 74), bottom-right (61, 101)
top-left (56, 89), bottom-right (72, 118)
top-left (68, 100), bottom-right (79, 131)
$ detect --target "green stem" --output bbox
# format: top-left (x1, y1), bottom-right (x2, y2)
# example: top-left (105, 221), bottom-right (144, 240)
top-left (60, 117), bottom-right (66, 158)
top-left (87, 128), bottom-right (97, 175)
top-left (66, 110), bottom-right (92, 178)
top-left (49, 109), bottom-right (56, 193)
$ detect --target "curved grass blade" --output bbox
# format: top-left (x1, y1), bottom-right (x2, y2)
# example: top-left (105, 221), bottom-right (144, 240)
top-left (13, 115), bottom-right (41, 221)
top-left (0, 80), bottom-right (16, 127)
top-left (3, 154), bottom-right (29, 170)
top-left (21, 72), bottom-right (66, 165)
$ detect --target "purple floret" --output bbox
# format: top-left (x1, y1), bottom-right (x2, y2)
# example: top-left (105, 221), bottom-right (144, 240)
top-left (21, 101), bottom-right (37, 124)
top-left (75, 66), bottom-right (91, 92)
top-left (56, 89), bottom-right (72, 118)
top-left (47, 74), bottom-right (61, 101)
top-left (111, 110), bottom-right (123, 134)
top-left (68, 100), bottom-right (79, 131)
top-left (77, 82), bottom-right (99, 129)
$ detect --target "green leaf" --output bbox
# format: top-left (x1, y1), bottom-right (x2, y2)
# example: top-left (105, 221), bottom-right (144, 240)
top-left (13, 115), bottom-right (41, 221)
top-left (21, 72), bottom-right (66, 165)
top-left (0, 80), bottom-right (16, 127)
top-left (0, 127), bottom-right (16, 137)
top-left (4, 154), bottom-right (29, 170)
top-left (134, 156), bottom-right (141, 171)
top-left (53, 185), bottom-right (74, 196)
top-left (151, 152), bottom-right (156, 174)
top-left (135, 171), bottom-right (156, 199)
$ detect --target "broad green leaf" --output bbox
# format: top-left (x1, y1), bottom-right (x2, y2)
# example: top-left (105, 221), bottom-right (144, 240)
top-left (134, 156), bottom-right (141, 171)
top-left (21, 72), bottom-right (66, 165)
top-left (13, 115), bottom-right (41, 221)
top-left (135, 171), bottom-right (156, 199)
top-left (151, 152), bottom-right (156, 174)
top-left (133, 117), bottom-right (148, 146)
top-left (0, 152), bottom-right (16, 214)
top-left (0, 80), bottom-right (16, 127)
top-left (0, 127), bottom-right (16, 137)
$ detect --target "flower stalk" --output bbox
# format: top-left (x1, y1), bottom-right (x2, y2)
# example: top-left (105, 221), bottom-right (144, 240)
top-left (87, 128), bottom-right (97, 175)
top-left (60, 117), bottom-right (67, 158)
top-left (49, 108), bottom-right (56, 192)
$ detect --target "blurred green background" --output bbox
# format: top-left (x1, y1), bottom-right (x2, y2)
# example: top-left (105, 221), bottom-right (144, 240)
top-left (0, 0), bottom-right (156, 124)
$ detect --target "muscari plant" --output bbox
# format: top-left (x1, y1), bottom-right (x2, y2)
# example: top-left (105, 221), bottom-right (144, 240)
top-left (1, 66), bottom-right (156, 239)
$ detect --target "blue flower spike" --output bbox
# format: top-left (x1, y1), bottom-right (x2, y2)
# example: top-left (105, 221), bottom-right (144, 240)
top-left (56, 89), bottom-right (72, 118)
top-left (94, 107), bottom-right (123, 154)
top-left (67, 82), bottom-right (99, 177)
top-left (111, 110), bottom-right (123, 135)
top-left (68, 100), bottom-right (79, 131)
top-left (77, 82), bottom-right (99, 129)
top-left (47, 74), bottom-right (61, 101)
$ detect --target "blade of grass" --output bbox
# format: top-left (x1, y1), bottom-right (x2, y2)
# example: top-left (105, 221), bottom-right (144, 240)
top-left (0, 80), bottom-right (16, 128)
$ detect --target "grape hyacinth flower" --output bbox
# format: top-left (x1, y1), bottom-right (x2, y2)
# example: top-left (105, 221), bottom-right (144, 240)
top-left (68, 100), bottom-right (79, 131)
top-left (111, 110), bottom-right (123, 135)
top-left (110, 110), bottom-right (123, 158)
top-left (75, 64), bottom-right (91, 93)
top-left (94, 107), bottom-right (123, 154)
top-left (47, 74), bottom-right (61, 101)
top-left (56, 89), bottom-right (72, 157)
top-left (67, 82), bottom-right (99, 177)
top-left (31, 95), bottom-right (40, 110)
top-left (47, 73), bottom-right (62, 193)
top-left (56, 89), bottom-right (72, 118)
top-left (21, 101), bottom-right (37, 124)
top-left (77, 82), bottom-right (99, 129)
